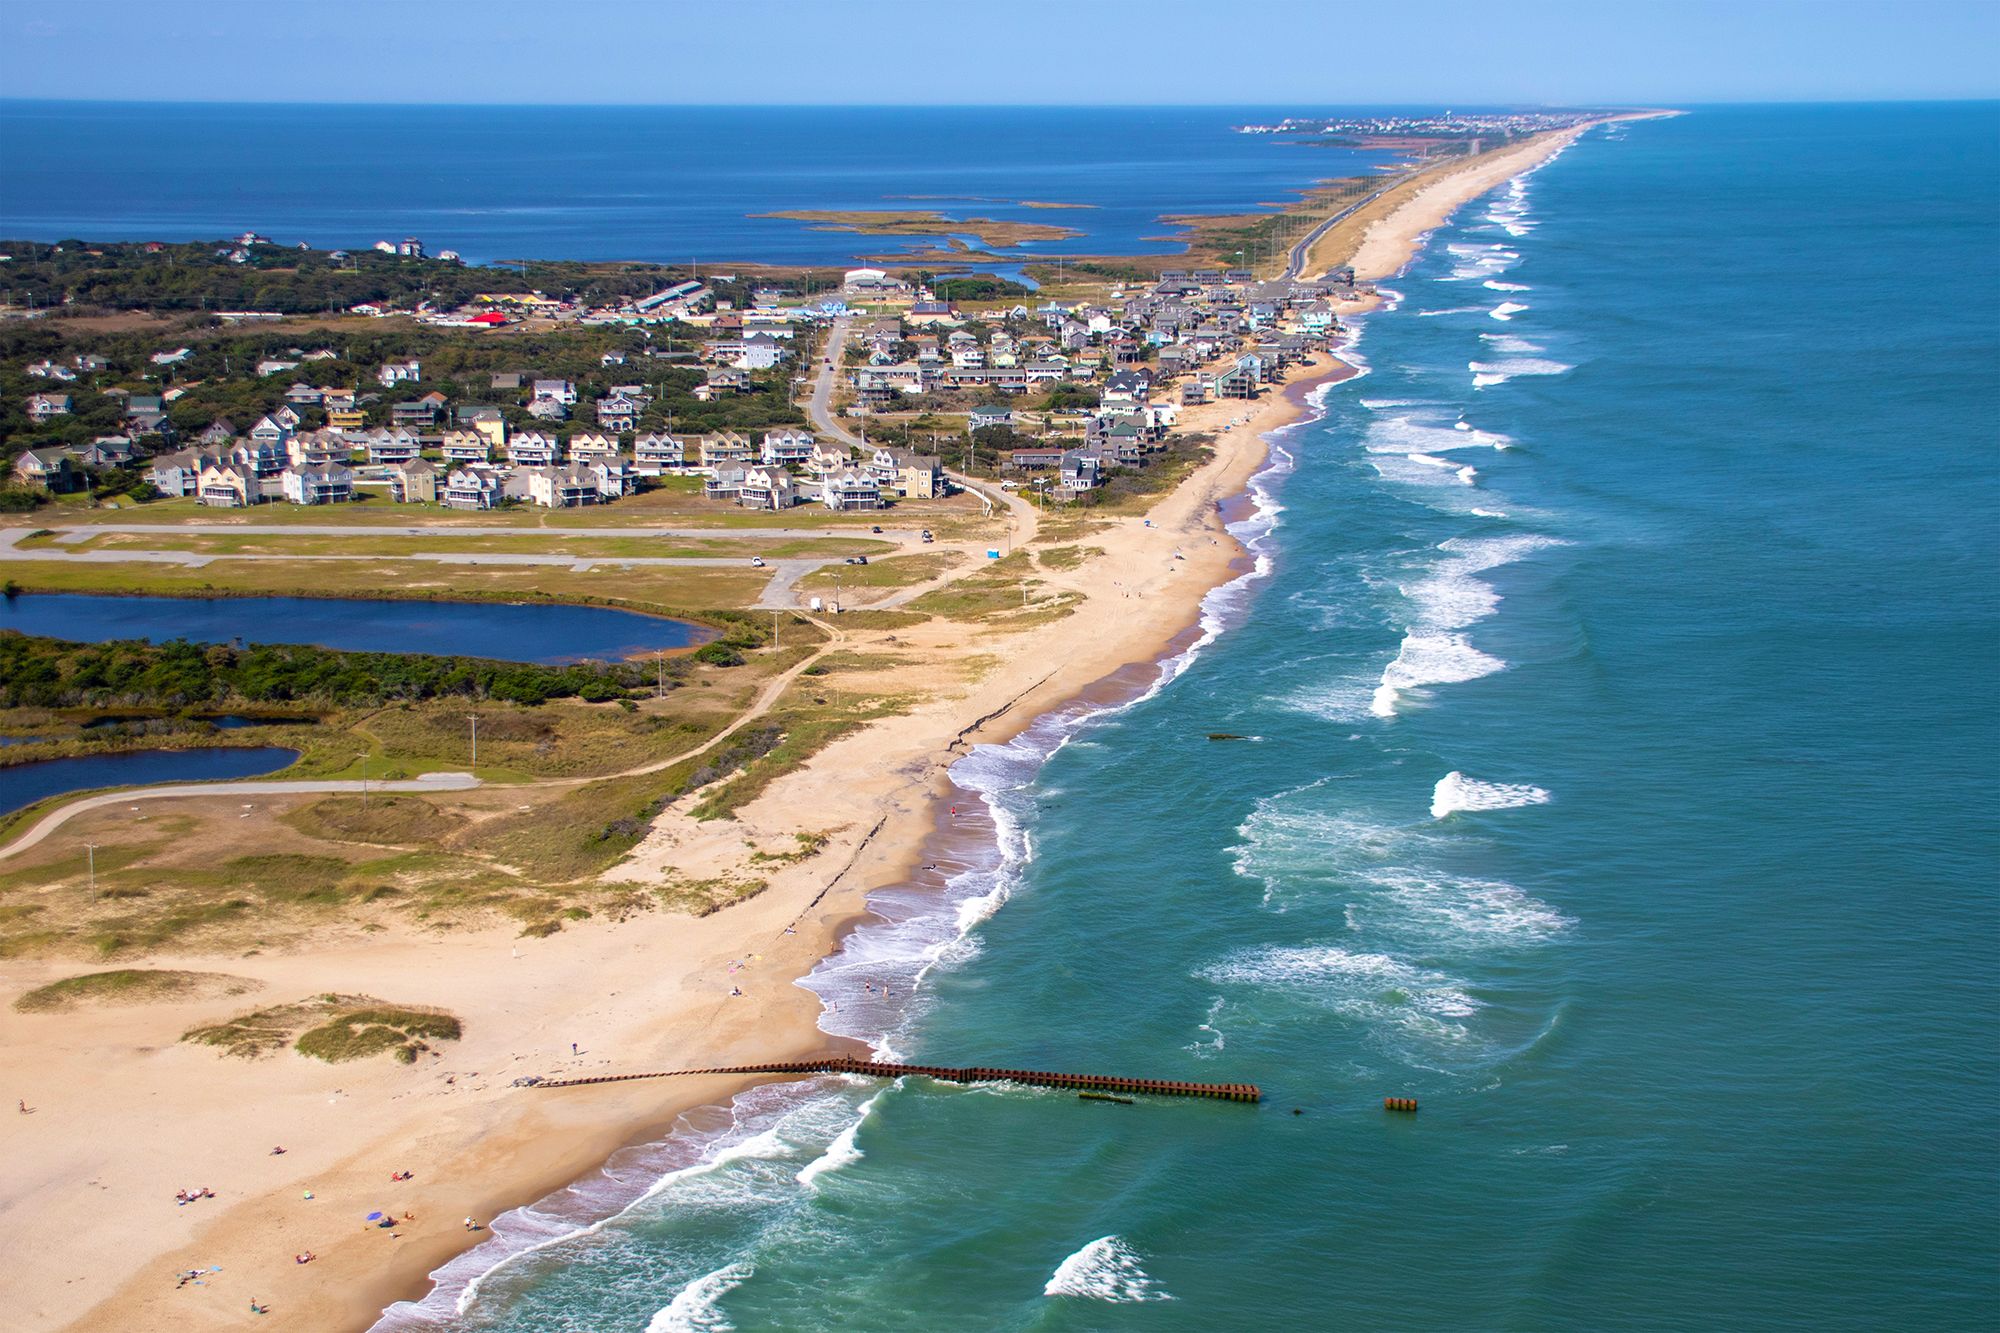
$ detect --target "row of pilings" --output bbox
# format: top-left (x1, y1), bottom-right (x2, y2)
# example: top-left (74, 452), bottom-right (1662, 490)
top-left (535, 1054), bottom-right (1261, 1103)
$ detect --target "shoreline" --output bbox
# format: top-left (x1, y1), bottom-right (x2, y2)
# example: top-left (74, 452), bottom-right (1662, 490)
top-left (12, 126), bottom-right (1602, 1333)
top-left (372, 356), bottom-right (1352, 1328)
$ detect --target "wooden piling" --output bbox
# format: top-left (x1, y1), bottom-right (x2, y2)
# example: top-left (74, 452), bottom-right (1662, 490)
top-left (536, 1056), bottom-right (1260, 1104)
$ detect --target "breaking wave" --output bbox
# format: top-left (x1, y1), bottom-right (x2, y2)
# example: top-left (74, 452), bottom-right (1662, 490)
top-left (1044, 1236), bottom-right (1174, 1302)
top-left (1431, 772), bottom-right (1553, 819)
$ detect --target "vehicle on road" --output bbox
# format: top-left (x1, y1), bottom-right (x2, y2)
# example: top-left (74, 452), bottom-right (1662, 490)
top-left (751, 556), bottom-right (766, 568)
top-left (870, 525), bottom-right (882, 533)
top-left (920, 530), bottom-right (934, 543)
top-left (845, 555), bottom-right (869, 566)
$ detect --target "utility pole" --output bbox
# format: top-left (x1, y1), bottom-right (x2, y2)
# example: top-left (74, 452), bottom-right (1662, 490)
top-left (358, 753), bottom-right (368, 810)
top-left (86, 843), bottom-right (97, 895)
top-left (655, 650), bottom-right (666, 697)
top-left (469, 714), bottom-right (478, 768)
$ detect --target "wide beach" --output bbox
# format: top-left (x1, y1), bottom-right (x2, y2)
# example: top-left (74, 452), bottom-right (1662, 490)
top-left (2, 128), bottom-right (1597, 1333)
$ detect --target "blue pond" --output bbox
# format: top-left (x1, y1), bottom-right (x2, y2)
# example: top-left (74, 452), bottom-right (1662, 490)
top-left (0, 594), bottom-right (707, 664)
top-left (0, 746), bottom-right (299, 816)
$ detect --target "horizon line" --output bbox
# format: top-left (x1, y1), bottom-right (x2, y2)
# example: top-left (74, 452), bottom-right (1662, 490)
top-left (2, 96), bottom-right (1993, 111)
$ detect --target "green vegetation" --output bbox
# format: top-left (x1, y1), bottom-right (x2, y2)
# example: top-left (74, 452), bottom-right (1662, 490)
top-left (13, 967), bottom-right (257, 1012)
top-left (183, 992), bottom-right (459, 1063)
top-left (0, 633), bottom-right (682, 711)
top-left (295, 1004), bottom-right (461, 1064)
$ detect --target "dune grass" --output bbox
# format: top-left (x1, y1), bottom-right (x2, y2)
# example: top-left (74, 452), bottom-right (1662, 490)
top-left (14, 967), bottom-right (259, 1012)
top-left (184, 992), bottom-right (461, 1063)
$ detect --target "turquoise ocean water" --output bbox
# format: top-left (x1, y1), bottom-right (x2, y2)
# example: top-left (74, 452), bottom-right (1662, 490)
top-left (379, 105), bottom-right (1999, 1330)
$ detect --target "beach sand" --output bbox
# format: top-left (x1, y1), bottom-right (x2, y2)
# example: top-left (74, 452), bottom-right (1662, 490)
top-left (2, 132), bottom-right (1589, 1333)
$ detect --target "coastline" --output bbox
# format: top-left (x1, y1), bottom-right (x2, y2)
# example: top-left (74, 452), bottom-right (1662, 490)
top-left (10, 128), bottom-right (1597, 1333)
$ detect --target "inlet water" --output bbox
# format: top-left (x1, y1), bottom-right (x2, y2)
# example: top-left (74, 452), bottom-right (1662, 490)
top-left (0, 594), bottom-right (706, 664)
top-left (0, 746), bottom-right (299, 816)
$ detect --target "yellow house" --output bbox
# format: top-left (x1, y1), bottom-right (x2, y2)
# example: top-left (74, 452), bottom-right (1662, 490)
top-left (472, 412), bottom-right (508, 450)
top-left (327, 407), bottom-right (365, 430)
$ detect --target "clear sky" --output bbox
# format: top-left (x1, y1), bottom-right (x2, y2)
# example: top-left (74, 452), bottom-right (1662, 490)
top-left (0, 0), bottom-right (1994, 105)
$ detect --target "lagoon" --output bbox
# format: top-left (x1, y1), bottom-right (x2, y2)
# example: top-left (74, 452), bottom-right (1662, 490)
top-left (0, 594), bottom-right (707, 664)
top-left (0, 746), bottom-right (299, 816)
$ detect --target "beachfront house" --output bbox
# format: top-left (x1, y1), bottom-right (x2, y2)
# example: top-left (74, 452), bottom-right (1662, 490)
top-left (13, 446), bottom-right (82, 492)
top-left (821, 467), bottom-right (883, 511)
top-left (196, 460), bottom-right (257, 507)
top-left (281, 462), bottom-right (356, 505)
top-left (634, 431), bottom-right (690, 475)
top-left (440, 429), bottom-right (490, 464)
top-left (377, 359), bottom-right (422, 388)
top-left (507, 432), bottom-right (560, 468)
top-left (527, 464), bottom-right (599, 508)
top-left (26, 393), bottom-right (72, 422)
top-left (443, 468), bottom-right (502, 510)
top-left (760, 428), bottom-right (816, 466)
top-left (388, 458), bottom-right (439, 504)
top-left (737, 465), bottom-right (798, 511)
top-left (566, 431), bottom-right (620, 463)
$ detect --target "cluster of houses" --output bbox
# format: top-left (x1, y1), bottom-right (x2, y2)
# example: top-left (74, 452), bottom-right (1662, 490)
top-left (851, 271), bottom-right (1351, 409)
top-left (840, 269), bottom-right (1355, 495)
top-left (118, 411), bottom-right (938, 512)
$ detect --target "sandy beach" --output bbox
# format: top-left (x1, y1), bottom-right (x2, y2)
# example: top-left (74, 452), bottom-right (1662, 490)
top-left (1, 133), bottom-right (1587, 1333)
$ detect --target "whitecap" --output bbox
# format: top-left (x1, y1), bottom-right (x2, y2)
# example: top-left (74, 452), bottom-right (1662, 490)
top-left (647, 1263), bottom-right (753, 1333)
top-left (1468, 357), bottom-right (1572, 387)
top-left (1483, 280), bottom-right (1531, 292)
top-left (1371, 633), bottom-right (1506, 717)
top-left (1045, 1236), bottom-right (1174, 1303)
top-left (1456, 466), bottom-right (1478, 486)
top-left (1431, 771), bottom-right (1552, 819)
top-left (1489, 301), bottom-right (1530, 321)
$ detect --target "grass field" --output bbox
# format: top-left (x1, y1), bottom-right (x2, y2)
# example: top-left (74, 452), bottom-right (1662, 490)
top-left (51, 531), bottom-right (895, 560)
top-left (0, 556), bottom-right (773, 619)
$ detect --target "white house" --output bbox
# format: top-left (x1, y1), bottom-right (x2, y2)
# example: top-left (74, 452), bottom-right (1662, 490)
top-left (281, 462), bottom-right (355, 505)
top-left (527, 464), bottom-right (599, 508)
top-left (821, 467), bottom-right (883, 511)
top-left (377, 359), bottom-right (422, 388)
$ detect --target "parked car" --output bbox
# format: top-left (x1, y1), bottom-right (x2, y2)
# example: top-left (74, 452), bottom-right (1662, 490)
top-left (750, 556), bottom-right (766, 568)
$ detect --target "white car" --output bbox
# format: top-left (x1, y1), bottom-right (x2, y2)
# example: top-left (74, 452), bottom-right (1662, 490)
top-left (750, 556), bottom-right (766, 568)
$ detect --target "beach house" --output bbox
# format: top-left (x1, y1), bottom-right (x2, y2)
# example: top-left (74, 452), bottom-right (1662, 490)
top-left (388, 458), bottom-right (439, 504)
top-left (281, 462), bottom-right (355, 505)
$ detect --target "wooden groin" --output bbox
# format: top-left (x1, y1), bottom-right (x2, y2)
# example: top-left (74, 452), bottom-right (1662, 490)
top-left (535, 1054), bottom-right (1260, 1104)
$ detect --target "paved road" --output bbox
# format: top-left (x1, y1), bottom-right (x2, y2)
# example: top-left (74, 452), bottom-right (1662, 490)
top-left (1283, 179), bottom-right (1404, 280)
top-left (0, 771), bottom-right (480, 861)
top-left (805, 317), bottom-right (865, 448)
top-left (21, 521), bottom-right (923, 543)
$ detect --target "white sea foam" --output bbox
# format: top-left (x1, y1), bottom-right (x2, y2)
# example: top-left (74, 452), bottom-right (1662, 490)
top-left (1417, 304), bottom-right (1488, 317)
top-left (1483, 279), bottom-right (1531, 292)
top-left (1470, 507), bottom-right (1509, 519)
top-left (647, 1263), bottom-right (753, 1333)
top-left (1479, 332), bottom-right (1544, 355)
top-left (1186, 995), bottom-right (1228, 1057)
top-left (1371, 633), bottom-right (1507, 716)
top-left (795, 1090), bottom-right (880, 1189)
top-left (1431, 771), bottom-right (1553, 819)
top-left (1198, 945), bottom-right (1484, 1043)
top-left (1489, 301), bottom-right (1530, 321)
top-left (1044, 1236), bottom-right (1174, 1302)
top-left (1469, 357), bottom-right (1572, 387)
top-left (1351, 868), bottom-right (1573, 947)
top-left (1456, 466), bottom-right (1479, 486)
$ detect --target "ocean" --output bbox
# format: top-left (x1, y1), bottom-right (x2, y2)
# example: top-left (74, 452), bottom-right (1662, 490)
top-left (0, 103), bottom-right (1395, 271)
top-left (369, 103), bottom-right (1996, 1329)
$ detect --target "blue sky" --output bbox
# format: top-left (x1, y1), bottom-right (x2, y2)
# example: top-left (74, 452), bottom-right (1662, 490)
top-left (1, 0), bottom-right (1994, 105)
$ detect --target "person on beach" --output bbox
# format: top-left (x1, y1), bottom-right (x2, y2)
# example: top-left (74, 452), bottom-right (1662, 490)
top-left (464, 1217), bottom-right (480, 1231)
top-left (295, 1252), bottom-right (315, 1265)
top-left (270, 1146), bottom-right (286, 1156)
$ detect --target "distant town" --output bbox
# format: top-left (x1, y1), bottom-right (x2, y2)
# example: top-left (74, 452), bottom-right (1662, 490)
top-left (2, 232), bottom-right (1363, 517)
top-left (1234, 108), bottom-right (1601, 145)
